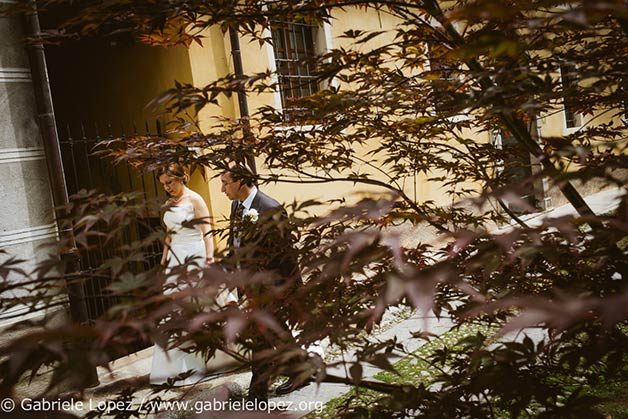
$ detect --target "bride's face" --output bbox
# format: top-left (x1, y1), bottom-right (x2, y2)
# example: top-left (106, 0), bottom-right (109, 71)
top-left (159, 173), bottom-right (185, 199)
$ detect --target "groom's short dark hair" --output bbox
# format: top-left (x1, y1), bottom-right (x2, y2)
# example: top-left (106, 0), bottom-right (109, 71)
top-left (225, 161), bottom-right (256, 187)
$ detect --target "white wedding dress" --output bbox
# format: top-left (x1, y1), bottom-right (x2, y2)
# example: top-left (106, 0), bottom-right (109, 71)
top-left (149, 203), bottom-right (236, 385)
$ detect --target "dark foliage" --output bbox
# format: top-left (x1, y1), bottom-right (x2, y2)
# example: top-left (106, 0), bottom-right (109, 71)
top-left (1, 0), bottom-right (627, 417)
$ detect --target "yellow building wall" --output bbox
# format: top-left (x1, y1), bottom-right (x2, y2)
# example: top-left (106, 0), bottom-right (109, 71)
top-left (220, 8), bottom-right (443, 215)
top-left (538, 101), bottom-right (619, 138)
top-left (186, 27), bottom-right (240, 245)
top-left (184, 7), bottom-right (486, 241)
top-left (187, 6), bottom-right (622, 249)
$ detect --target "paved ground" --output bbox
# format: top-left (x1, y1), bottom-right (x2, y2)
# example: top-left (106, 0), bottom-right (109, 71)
top-left (74, 311), bottom-right (453, 418)
top-left (271, 312), bottom-right (454, 417)
top-left (500, 186), bottom-right (626, 230)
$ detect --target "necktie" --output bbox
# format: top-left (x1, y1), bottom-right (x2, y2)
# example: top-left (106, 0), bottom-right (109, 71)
top-left (233, 202), bottom-right (245, 248)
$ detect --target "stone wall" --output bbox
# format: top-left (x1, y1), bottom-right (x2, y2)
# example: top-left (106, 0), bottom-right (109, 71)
top-left (0, 10), bottom-right (58, 326)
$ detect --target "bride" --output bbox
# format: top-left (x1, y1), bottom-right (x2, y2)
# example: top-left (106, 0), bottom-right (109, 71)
top-left (150, 163), bottom-right (236, 386)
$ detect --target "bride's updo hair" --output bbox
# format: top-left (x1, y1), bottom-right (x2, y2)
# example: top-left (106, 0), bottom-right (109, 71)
top-left (158, 163), bottom-right (190, 184)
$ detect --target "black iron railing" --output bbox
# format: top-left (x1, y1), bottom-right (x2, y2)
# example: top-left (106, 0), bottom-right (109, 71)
top-left (59, 121), bottom-right (165, 321)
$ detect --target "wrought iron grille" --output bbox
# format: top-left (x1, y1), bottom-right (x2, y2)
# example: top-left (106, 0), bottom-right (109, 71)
top-left (271, 20), bottom-right (319, 121)
top-left (59, 121), bottom-right (165, 322)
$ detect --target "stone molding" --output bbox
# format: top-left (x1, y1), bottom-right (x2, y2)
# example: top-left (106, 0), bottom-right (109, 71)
top-left (0, 147), bottom-right (45, 164)
top-left (0, 223), bottom-right (58, 247)
top-left (0, 299), bottom-right (68, 330)
top-left (0, 67), bottom-right (32, 83)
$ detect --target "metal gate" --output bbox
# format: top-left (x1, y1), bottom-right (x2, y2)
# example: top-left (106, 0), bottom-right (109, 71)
top-left (58, 121), bottom-right (165, 331)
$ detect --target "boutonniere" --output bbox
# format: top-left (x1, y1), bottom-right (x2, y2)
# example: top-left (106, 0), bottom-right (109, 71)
top-left (243, 208), bottom-right (259, 223)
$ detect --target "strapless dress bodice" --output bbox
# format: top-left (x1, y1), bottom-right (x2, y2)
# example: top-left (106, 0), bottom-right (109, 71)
top-left (163, 203), bottom-right (202, 244)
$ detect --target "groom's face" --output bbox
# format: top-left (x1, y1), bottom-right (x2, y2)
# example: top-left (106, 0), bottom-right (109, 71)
top-left (220, 172), bottom-right (242, 201)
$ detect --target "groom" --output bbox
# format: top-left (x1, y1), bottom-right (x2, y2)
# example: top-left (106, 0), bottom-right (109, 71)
top-left (220, 162), bottom-right (303, 402)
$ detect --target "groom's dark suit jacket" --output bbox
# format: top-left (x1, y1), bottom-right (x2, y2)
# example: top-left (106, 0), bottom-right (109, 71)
top-left (227, 190), bottom-right (301, 310)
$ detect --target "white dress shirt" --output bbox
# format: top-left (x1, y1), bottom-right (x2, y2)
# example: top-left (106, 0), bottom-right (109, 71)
top-left (240, 186), bottom-right (258, 213)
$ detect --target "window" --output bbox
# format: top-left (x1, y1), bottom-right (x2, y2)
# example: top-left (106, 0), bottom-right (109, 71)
top-left (560, 63), bottom-right (582, 129)
top-left (427, 42), bottom-right (459, 114)
top-left (271, 20), bottom-right (320, 121)
top-left (621, 76), bottom-right (628, 123)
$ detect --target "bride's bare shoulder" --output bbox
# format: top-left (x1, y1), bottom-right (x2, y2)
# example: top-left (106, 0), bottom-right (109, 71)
top-left (187, 189), bottom-right (205, 202)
